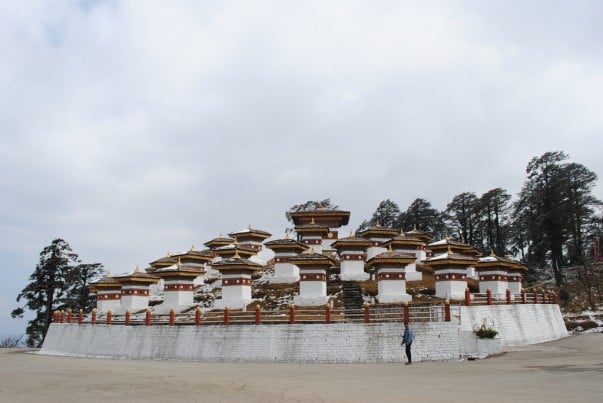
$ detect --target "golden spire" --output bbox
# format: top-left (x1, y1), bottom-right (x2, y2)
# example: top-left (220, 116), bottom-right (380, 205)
top-left (349, 230), bottom-right (354, 237)
top-left (490, 249), bottom-right (496, 257)
top-left (219, 232), bottom-right (223, 237)
top-left (413, 224), bottom-right (417, 231)
top-left (234, 249), bottom-right (240, 259)
top-left (388, 243), bottom-right (393, 252)
top-left (106, 271), bottom-right (112, 277)
top-left (233, 237), bottom-right (238, 245)
top-left (447, 244), bottom-right (452, 255)
top-left (190, 243), bottom-right (195, 251)
top-left (177, 257), bottom-right (182, 268)
top-left (376, 222), bottom-right (381, 228)
top-left (285, 232), bottom-right (290, 240)
top-left (248, 224), bottom-right (252, 230)
top-left (135, 265), bottom-right (141, 273)
top-left (310, 216), bottom-right (316, 225)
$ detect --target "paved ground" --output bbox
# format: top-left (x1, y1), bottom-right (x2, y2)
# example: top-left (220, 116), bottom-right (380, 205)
top-left (0, 333), bottom-right (601, 402)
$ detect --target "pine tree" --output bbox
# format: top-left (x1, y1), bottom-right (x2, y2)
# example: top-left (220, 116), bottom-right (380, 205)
top-left (11, 239), bottom-right (103, 347)
top-left (515, 152), bottom-right (601, 286)
top-left (398, 198), bottom-right (446, 238)
top-left (444, 192), bottom-right (479, 246)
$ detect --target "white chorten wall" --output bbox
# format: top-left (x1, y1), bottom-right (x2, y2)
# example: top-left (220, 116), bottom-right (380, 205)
top-left (119, 284), bottom-right (152, 314)
top-left (478, 270), bottom-right (509, 298)
top-left (366, 245), bottom-right (387, 260)
top-left (294, 269), bottom-right (328, 306)
top-left (300, 236), bottom-right (323, 254)
top-left (271, 255), bottom-right (300, 283)
top-left (376, 268), bottom-right (411, 303)
top-left (158, 279), bottom-right (195, 313)
top-left (434, 269), bottom-right (468, 300)
top-left (508, 273), bottom-right (523, 295)
top-left (339, 252), bottom-right (368, 281)
top-left (214, 272), bottom-right (253, 310)
top-left (96, 290), bottom-right (121, 314)
top-left (392, 247), bottom-right (423, 281)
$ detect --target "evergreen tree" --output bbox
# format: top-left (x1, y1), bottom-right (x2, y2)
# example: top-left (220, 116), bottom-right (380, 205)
top-left (285, 198), bottom-right (339, 224)
top-left (478, 188), bottom-right (512, 256)
top-left (367, 199), bottom-right (401, 229)
top-left (11, 239), bottom-right (103, 347)
top-left (398, 198), bottom-right (446, 238)
top-left (65, 262), bottom-right (105, 313)
top-left (515, 152), bottom-right (601, 286)
top-left (444, 192), bottom-right (479, 246)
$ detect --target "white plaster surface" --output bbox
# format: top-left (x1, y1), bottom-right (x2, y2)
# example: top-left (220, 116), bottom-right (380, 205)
top-left (40, 305), bottom-right (567, 363)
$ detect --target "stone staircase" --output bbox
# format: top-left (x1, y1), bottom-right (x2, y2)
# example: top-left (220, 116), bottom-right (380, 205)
top-left (341, 281), bottom-right (364, 320)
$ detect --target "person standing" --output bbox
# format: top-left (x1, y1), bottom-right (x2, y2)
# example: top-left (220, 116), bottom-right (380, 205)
top-left (402, 323), bottom-right (414, 365)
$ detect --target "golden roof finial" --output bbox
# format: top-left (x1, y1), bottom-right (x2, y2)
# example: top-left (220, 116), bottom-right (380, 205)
top-left (284, 232), bottom-right (290, 240)
top-left (349, 230), bottom-right (354, 237)
top-left (190, 243), bottom-right (195, 251)
top-left (376, 222), bottom-right (381, 228)
top-left (413, 224), bottom-right (417, 231)
top-left (233, 237), bottom-right (238, 245)
top-left (447, 244), bottom-right (452, 255)
top-left (388, 243), bottom-right (393, 252)
top-left (445, 232), bottom-right (450, 241)
top-left (135, 265), bottom-right (141, 273)
top-left (310, 216), bottom-right (316, 225)
top-left (490, 249), bottom-right (496, 257)
top-left (219, 232), bottom-right (223, 237)
top-left (177, 257), bottom-right (182, 268)
top-left (106, 271), bottom-right (112, 277)
top-left (248, 224), bottom-right (252, 230)
top-left (234, 249), bottom-right (240, 259)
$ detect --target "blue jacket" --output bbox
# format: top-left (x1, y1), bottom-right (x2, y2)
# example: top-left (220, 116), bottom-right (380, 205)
top-left (403, 327), bottom-right (414, 345)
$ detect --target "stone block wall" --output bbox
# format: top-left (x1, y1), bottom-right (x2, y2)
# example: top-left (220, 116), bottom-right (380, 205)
top-left (40, 304), bottom-right (567, 363)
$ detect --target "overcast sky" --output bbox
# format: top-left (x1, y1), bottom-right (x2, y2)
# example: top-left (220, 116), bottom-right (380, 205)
top-left (1, 0), bottom-right (602, 338)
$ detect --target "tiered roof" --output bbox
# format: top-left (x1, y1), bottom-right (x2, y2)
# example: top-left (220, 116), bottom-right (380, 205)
top-left (289, 209), bottom-right (350, 227)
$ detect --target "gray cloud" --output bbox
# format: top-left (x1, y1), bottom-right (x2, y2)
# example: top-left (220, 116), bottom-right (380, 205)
top-left (2, 0), bottom-right (602, 337)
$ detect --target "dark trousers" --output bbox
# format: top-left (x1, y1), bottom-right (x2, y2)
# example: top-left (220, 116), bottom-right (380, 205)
top-left (405, 343), bottom-right (412, 363)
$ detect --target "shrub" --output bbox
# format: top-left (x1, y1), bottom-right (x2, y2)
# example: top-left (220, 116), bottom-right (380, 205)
top-left (475, 324), bottom-right (498, 339)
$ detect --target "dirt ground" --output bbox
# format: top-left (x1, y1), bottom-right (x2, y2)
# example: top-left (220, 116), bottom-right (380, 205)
top-left (1, 333), bottom-right (602, 403)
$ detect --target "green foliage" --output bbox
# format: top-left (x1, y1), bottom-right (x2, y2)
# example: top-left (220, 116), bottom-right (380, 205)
top-left (286, 198), bottom-right (339, 224)
top-left (398, 198), bottom-right (446, 238)
top-left (475, 324), bottom-right (498, 339)
top-left (11, 239), bottom-right (104, 347)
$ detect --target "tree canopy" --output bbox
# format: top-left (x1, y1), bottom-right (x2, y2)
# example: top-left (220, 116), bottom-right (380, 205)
top-left (12, 239), bottom-right (104, 347)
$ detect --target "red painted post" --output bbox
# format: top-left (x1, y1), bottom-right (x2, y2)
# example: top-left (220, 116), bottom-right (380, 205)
top-left (403, 302), bottom-right (410, 325)
top-left (532, 289), bottom-right (538, 304)
top-left (224, 307), bottom-right (230, 325)
top-left (521, 289), bottom-right (527, 304)
top-left (169, 308), bottom-right (175, 326)
top-left (486, 289), bottom-right (492, 305)
top-left (195, 307), bottom-right (202, 326)
top-left (145, 308), bottom-right (151, 326)
top-left (106, 310), bottom-right (112, 325)
top-left (91, 309), bottom-right (97, 325)
top-left (52, 311), bottom-right (57, 323)
top-left (364, 303), bottom-right (370, 323)
top-left (506, 289), bottom-right (511, 304)
top-left (255, 305), bottom-right (261, 325)
top-left (289, 304), bottom-right (295, 324)
top-left (78, 309), bottom-right (84, 325)
top-left (444, 300), bottom-right (451, 322)
top-left (125, 309), bottom-right (131, 325)
top-left (464, 288), bottom-right (471, 306)
top-left (551, 292), bottom-right (557, 304)
top-left (67, 308), bottom-right (72, 323)
top-left (59, 310), bottom-right (65, 323)
top-left (325, 304), bottom-right (331, 324)
top-left (541, 291), bottom-right (546, 304)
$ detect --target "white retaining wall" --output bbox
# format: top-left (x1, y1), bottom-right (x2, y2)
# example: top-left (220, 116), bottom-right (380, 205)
top-left (459, 304), bottom-right (568, 346)
top-left (40, 304), bottom-right (567, 363)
